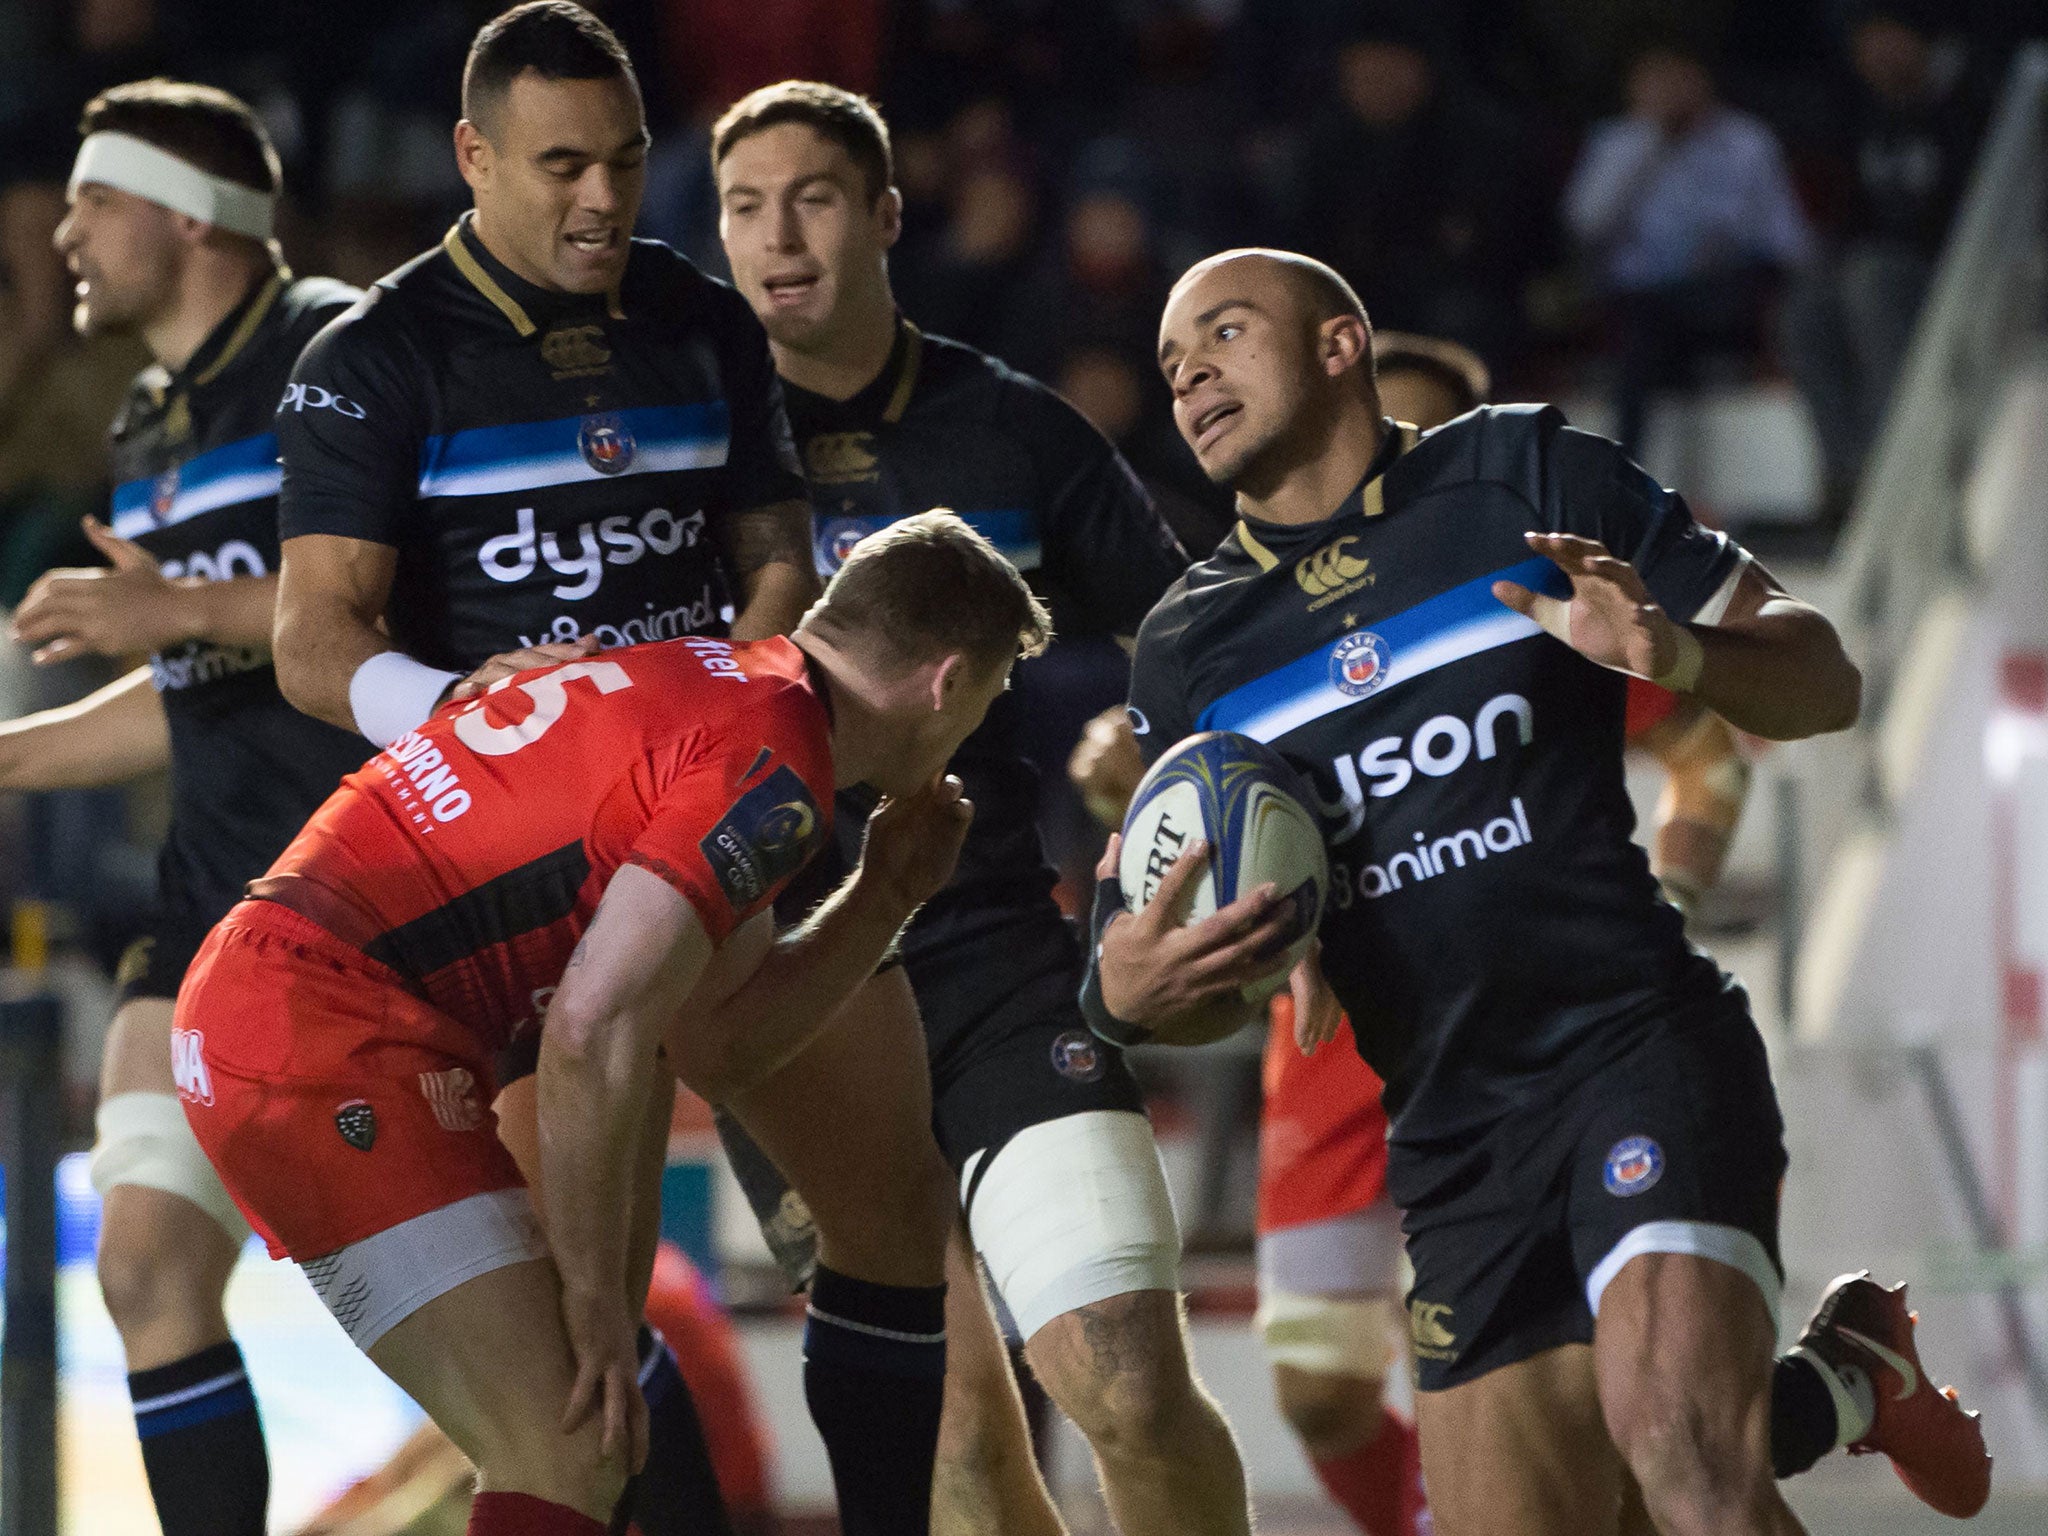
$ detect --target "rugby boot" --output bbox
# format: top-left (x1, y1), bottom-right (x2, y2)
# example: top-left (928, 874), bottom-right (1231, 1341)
top-left (1793, 1270), bottom-right (1991, 1518)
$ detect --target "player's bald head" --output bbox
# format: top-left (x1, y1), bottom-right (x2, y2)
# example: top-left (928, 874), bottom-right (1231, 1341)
top-left (1166, 248), bottom-right (1370, 337)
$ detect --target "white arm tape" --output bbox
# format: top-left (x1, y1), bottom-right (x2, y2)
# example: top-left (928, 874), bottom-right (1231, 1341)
top-left (69, 132), bottom-right (276, 240)
top-left (350, 651), bottom-right (461, 747)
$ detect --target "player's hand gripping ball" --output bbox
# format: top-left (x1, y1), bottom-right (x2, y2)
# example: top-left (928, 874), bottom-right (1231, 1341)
top-left (1114, 732), bottom-right (1329, 1044)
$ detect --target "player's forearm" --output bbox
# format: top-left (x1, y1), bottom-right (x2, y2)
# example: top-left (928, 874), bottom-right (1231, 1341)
top-left (0, 666), bottom-right (169, 789)
top-left (272, 597), bottom-right (397, 734)
top-left (672, 869), bottom-right (916, 1101)
top-left (1688, 606), bottom-right (1860, 741)
top-left (728, 560), bottom-right (822, 643)
top-left (173, 574), bottom-right (280, 650)
top-left (537, 1007), bottom-right (663, 1308)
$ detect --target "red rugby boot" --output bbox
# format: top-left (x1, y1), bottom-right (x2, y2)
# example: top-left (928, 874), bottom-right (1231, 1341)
top-left (1794, 1270), bottom-right (1991, 1518)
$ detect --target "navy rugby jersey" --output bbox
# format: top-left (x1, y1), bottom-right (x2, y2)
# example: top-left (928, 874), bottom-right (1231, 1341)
top-left (790, 319), bottom-right (1185, 1046)
top-left (1126, 407), bottom-right (1748, 1140)
top-left (276, 214), bottom-right (804, 670)
top-left (107, 270), bottom-right (376, 922)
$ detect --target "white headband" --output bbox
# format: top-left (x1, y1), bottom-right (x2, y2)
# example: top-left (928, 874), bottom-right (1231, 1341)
top-left (68, 131), bottom-right (276, 240)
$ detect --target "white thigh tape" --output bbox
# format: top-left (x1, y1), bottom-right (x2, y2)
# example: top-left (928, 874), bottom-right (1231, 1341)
top-left (1255, 1290), bottom-right (1402, 1378)
top-left (91, 1092), bottom-right (251, 1244)
top-left (964, 1110), bottom-right (1181, 1342)
top-left (299, 1187), bottom-right (548, 1351)
top-left (69, 132), bottom-right (276, 239)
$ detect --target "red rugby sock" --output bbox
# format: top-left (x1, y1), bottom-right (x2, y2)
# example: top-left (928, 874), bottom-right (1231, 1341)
top-left (467, 1491), bottom-right (606, 1535)
top-left (1311, 1408), bottom-right (1428, 1536)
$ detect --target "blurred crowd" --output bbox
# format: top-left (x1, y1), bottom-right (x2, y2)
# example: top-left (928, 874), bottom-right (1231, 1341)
top-left (1, 0), bottom-right (2034, 587)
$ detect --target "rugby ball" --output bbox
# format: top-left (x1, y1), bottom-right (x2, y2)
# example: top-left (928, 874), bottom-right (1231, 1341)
top-left (1118, 732), bottom-right (1330, 1034)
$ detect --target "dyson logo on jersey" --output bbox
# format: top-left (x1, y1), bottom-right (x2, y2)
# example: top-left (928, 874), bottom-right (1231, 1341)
top-left (478, 505), bottom-right (705, 600)
top-left (380, 729), bottom-right (473, 822)
top-left (1318, 692), bottom-right (1533, 842)
top-left (1329, 797), bottom-right (1535, 906)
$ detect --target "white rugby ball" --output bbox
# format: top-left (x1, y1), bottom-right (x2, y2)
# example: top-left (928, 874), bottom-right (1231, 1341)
top-left (1118, 730), bottom-right (1330, 1009)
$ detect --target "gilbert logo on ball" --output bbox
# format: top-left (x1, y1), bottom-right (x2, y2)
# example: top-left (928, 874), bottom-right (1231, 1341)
top-left (1119, 731), bottom-right (1330, 1006)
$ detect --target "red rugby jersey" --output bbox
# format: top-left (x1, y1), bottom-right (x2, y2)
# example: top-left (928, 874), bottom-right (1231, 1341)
top-left (250, 635), bottom-right (833, 1049)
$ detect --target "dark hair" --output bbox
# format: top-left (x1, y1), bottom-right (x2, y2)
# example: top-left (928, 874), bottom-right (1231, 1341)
top-left (1371, 331), bottom-right (1491, 415)
top-left (463, 2), bottom-right (637, 129)
top-left (712, 81), bottom-right (893, 204)
top-left (79, 79), bottom-right (279, 195)
top-left (814, 510), bottom-right (1051, 670)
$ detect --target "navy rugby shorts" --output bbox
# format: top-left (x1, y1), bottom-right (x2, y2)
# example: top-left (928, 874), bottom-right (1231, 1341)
top-left (1390, 1001), bottom-right (1787, 1392)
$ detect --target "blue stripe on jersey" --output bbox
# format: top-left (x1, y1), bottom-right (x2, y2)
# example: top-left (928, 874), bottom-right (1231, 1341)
top-left (1197, 556), bottom-right (1573, 744)
top-left (416, 402), bottom-right (731, 498)
top-left (110, 432), bottom-right (281, 538)
top-left (813, 507), bottom-right (1041, 576)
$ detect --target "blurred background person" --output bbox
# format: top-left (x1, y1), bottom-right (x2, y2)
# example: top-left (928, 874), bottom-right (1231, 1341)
top-left (1565, 40), bottom-right (1814, 453)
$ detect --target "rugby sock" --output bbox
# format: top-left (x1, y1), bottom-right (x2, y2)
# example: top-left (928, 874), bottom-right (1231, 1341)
top-left (802, 1264), bottom-right (947, 1536)
top-left (127, 1339), bottom-right (268, 1536)
top-left (628, 1323), bottom-right (733, 1535)
top-left (1773, 1348), bottom-right (1876, 1477)
top-left (1310, 1407), bottom-right (1429, 1536)
top-left (467, 1491), bottom-right (605, 1534)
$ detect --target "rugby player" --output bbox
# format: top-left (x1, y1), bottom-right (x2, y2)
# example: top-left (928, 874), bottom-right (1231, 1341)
top-left (711, 82), bottom-right (1254, 1536)
top-left (1087, 249), bottom-right (1990, 1534)
top-left (180, 512), bottom-right (1048, 1536)
top-left (1, 81), bottom-right (372, 1536)
top-left (268, 7), bottom-right (819, 1528)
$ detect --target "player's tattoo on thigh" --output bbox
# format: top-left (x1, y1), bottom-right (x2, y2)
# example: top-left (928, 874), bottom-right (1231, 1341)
top-left (1073, 1299), bottom-right (1151, 1382)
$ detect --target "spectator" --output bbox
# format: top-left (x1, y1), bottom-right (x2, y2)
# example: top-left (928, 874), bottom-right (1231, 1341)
top-left (1565, 42), bottom-right (1814, 452)
top-left (1294, 14), bottom-right (1534, 368)
top-left (1779, 4), bottom-right (1989, 514)
top-left (999, 185), bottom-right (1168, 380)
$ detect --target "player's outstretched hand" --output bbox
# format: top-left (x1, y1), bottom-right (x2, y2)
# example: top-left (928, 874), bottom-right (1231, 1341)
top-left (10, 517), bottom-right (190, 664)
top-left (1288, 939), bottom-right (1343, 1056)
top-left (558, 1284), bottom-right (649, 1475)
top-left (860, 773), bottom-right (974, 909)
top-left (1068, 705), bottom-right (1147, 828)
top-left (1493, 531), bottom-right (1684, 682)
top-left (447, 634), bottom-right (601, 702)
top-left (1097, 834), bottom-right (1297, 1028)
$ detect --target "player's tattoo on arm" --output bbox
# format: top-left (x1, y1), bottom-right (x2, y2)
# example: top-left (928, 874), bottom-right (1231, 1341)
top-left (723, 498), bottom-right (814, 580)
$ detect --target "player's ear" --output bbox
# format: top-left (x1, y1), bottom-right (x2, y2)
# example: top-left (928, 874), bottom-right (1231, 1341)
top-left (1321, 314), bottom-right (1370, 381)
top-left (928, 651), bottom-right (965, 712)
top-left (877, 185), bottom-right (904, 248)
top-left (453, 119), bottom-right (492, 192)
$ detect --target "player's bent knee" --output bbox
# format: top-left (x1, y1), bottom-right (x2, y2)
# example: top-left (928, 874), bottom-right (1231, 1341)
top-left (1034, 1291), bottom-right (1208, 1458)
top-left (1271, 1362), bottom-right (1387, 1451)
top-left (969, 1110), bottom-right (1181, 1342)
top-left (91, 1092), bottom-right (253, 1249)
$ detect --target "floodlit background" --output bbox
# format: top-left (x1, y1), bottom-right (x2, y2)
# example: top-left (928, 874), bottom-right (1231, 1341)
top-left (4, 1), bottom-right (2048, 1531)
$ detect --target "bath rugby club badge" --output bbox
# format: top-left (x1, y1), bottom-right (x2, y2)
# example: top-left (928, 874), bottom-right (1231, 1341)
top-left (1050, 1029), bottom-right (1106, 1083)
top-left (578, 413), bottom-right (635, 475)
top-left (1329, 631), bottom-right (1391, 698)
top-left (1603, 1135), bottom-right (1664, 1196)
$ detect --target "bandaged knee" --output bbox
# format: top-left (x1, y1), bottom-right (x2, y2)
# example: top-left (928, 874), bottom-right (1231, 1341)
top-left (966, 1110), bottom-right (1182, 1341)
top-left (1256, 1289), bottom-right (1401, 1378)
top-left (91, 1092), bottom-right (251, 1244)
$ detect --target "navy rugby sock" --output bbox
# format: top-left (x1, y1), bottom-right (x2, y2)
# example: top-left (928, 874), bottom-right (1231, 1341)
top-left (1772, 1351), bottom-right (1849, 1478)
top-left (628, 1323), bottom-right (733, 1535)
top-left (802, 1265), bottom-right (946, 1536)
top-left (128, 1339), bottom-right (268, 1536)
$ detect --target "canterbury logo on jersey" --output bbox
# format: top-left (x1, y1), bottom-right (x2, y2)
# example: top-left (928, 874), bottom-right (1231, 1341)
top-left (479, 504), bottom-right (705, 600)
top-left (539, 324), bottom-right (611, 378)
top-left (804, 431), bottom-right (880, 484)
top-left (1294, 536), bottom-right (1374, 609)
top-left (1319, 692), bottom-right (1533, 840)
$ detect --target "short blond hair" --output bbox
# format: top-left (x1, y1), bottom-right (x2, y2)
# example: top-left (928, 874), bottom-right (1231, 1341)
top-left (813, 510), bottom-right (1051, 671)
